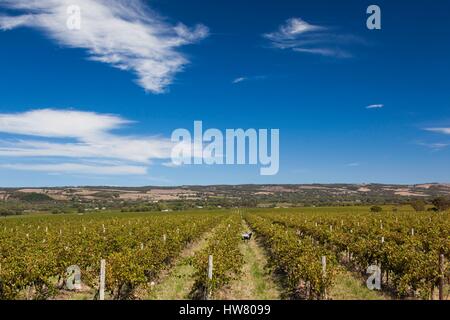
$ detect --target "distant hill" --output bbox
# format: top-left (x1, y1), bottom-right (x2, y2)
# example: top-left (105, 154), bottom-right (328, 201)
top-left (1, 183), bottom-right (449, 205)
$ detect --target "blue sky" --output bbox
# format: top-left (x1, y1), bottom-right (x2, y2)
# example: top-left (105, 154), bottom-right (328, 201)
top-left (0, 0), bottom-right (449, 187)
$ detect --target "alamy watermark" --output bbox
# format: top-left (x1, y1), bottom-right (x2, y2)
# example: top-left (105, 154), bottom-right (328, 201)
top-left (65, 4), bottom-right (381, 32)
top-left (171, 121), bottom-right (280, 175)
top-left (66, 5), bottom-right (81, 30)
top-left (367, 5), bottom-right (381, 30)
top-left (366, 265), bottom-right (382, 290)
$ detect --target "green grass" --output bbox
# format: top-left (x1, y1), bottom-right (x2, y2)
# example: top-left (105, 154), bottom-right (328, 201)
top-left (148, 228), bottom-right (215, 300)
top-left (215, 221), bottom-right (281, 300)
top-left (330, 270), bottom-right (387, 300)
top-left (149, 256), bottom-right (197, 300)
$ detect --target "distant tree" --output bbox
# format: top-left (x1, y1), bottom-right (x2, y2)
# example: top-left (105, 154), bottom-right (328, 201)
top-left (431, 197), bottom-right (450, 212)
top-left (12, 192), bottom-right (53, 202)
top-left (410, 199), bottom-right (426, 212)
top-left (370, 206), bottom-right (383, 213)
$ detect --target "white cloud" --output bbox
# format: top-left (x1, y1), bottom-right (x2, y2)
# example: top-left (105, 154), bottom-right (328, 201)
top-left (366, 104), bottom-right (384, 109)
top-left (417, 142), bottom-right (449, 150)
top-left (0, 14), bottom-right (31, 30)
top-left (264, 18), bottom-right (324, 41)
top-left (0, 109), bottom-right (129, 138)
top-left (0, 138), bottom-right (173, 163)
top-left (425, 128), bottom-right (450, 135)
top-left (232, 77), bottom-right (247, 84)
top-left (232, 75), bottom-right (267, 84)
top-left (0, 109), bottom-right (175, 175)
top-left (0, 0), bottom-right (209, 93)
top-left (293, 48), bottom-right (351, 58)
top-left (0, 163), bottom-right (147, 175)
top-left (264, 17), bottom-right (363, 58)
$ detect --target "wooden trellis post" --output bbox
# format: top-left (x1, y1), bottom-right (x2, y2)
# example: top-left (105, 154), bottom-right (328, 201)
top-left (99, 259), bottom-right (106, 300)
top-left (321, 256), bottom-right (327, 300)
top-left (206, 255), bottom-right (213, 300)
top-left (439, 254), bottom-right (445, 300)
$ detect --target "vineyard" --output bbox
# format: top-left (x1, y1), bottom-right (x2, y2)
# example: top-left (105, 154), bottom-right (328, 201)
top-left (0, 206), bottom-right (449, 300)
top-left (246, 207), bottom-right (450, 299)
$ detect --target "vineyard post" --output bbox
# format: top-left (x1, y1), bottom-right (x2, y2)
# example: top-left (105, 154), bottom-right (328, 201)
top-left (439, 254), bottom-right (445, 300)
top-left (380, 237), bottom-right (385, 285)
top-left (206, 255), bottom-right (213, 300)
top-left (99, 259), bottom-right (106, 300)
top-left (321, 256), bottom-right (327, 300)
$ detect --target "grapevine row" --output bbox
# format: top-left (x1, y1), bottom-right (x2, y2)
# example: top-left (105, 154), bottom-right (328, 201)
top-left (0, 211), bottom-right (225, 299)
top-left (190, 213), bottom-right (244, 299)
top-left (245, 213), bottom-right (337, 299)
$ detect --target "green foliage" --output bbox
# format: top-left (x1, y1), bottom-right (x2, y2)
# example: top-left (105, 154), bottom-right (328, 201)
top-left (431, 197), bottom-right (450, 212)
top-left (370, 206), bottom-right (383, 213)
top-left (12, 192), bottom-right (53, 203)
top-left (0, 206), bottom-right (448, 300)
top-left (0, 211), bottom-right (224, 300)
top-left (410, 200), bottom-right (427, 212)
top-left (247, 207), bottom-right (449, 299)
top-left (191, 214), bottom-right (244, 299)
top-left (246, 213), bottom-right (337, 299)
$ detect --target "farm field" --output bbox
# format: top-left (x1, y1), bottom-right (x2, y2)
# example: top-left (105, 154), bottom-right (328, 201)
top-left (0, 206), bottom-right (448, 300)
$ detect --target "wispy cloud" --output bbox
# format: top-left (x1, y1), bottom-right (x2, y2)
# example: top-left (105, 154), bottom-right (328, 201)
top-left (264, 18), bottom-right (324, 42)
top-left (417, 142), bottom-right (450, 151)
top-left (415, 128), bottom-right (450, 151)
top-left (0, 163), bottom-right (147, 175)
top-left (263, 17), bottom-right (364, 58)
top-left (232, 77), bottom-right (247, 84)
top-left (293, 47), bottom-right (351, 58)
top-left (366, 104), bottom-right (384, 109)
top-left (232, 75), bottom-right (267, 84)
top-left (425, 128), bottom-right (450, 135)
top-left (0, 109), bottom-right (175, 175)
top-left (0, 109), bottom-right (130, 139)
top-left (0, 0), bottom-right (209, 93)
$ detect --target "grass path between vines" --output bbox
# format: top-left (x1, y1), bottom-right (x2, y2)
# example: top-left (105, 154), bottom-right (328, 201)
top-left (215, 220), bottom-right (282, 300)
top-left (147, 228), bottom-right (216, 300)
top-left (329, 269), bottom-right (387, 300)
